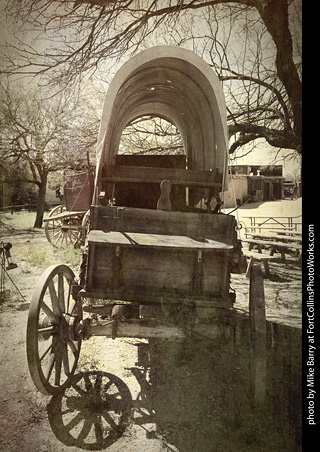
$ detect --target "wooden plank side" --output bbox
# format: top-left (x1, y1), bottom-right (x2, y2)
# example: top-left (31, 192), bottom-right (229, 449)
top-left (90, 247), bottom-right (195, 295)
top-left (92, 205), bottom-right (236, 242)
top-left (121, 248), bottom-right (195, 294)
top-left (200, 251), bottom-right (232, 300)
top-left (86, 245), bottom-right (113, 291)
top-left (91, 266), bottom-right (223, 299)
top-left (102, 165), bottom-right (222, 187)
top-left (115, 154), bottom-right (186, 169)
top-left (87, 243), bottom-right (227, 299)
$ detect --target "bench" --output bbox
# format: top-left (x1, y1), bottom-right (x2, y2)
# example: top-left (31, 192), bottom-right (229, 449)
top-left (241, 238), bottom-right (302, 263)
top-left (244, 232), bottom-right (302, 244)
top-left (275, 230), bottom-right (302, 238)
top-left (243, 250), bottom-right (277, 278)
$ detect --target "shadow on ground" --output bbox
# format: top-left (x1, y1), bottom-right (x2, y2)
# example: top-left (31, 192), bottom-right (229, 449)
top-left (47, 324), bottom-right (302, 452)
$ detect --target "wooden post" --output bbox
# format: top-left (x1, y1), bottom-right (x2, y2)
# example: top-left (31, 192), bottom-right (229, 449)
top-left (249, 264), bottom-right (266, 407)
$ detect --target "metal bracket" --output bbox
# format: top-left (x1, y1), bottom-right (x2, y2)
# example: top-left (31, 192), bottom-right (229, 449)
top-left (193, 250), bottom-right (204, 295)
top-left (111, 246), bottom-right (121, 289)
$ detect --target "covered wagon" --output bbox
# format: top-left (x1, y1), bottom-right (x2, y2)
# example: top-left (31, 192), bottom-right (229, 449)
top-left (26, 47), bottom-right (262, 398)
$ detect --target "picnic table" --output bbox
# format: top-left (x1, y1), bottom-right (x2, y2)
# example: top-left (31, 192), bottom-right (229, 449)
top-left (241, 237), bottom-right (302, 263)
top-left (242, 215), bottom-right (302, 234)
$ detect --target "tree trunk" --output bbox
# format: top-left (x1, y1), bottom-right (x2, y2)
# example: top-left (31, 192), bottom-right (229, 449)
top-left (257, 0), bottom-right (302, 145)
top-left (33, 172), bottom-right (48, 228)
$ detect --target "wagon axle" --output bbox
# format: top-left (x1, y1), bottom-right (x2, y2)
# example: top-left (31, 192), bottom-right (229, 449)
top-left (39, 305), bottom-right (235, 342)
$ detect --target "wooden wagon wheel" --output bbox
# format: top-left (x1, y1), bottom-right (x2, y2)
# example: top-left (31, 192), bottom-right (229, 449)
top-left (45, 205), bottom-right (66, 246)
top-left (48, 204), bottom-right (66, 217)
top-left (47, 371), bottom-right (132, 450)
top-left (45, 209), bottom-right (83, 248)
top-left (249, 263), bottom-right (267, 406)
top-left (26, 264), bottom-right (82, 395)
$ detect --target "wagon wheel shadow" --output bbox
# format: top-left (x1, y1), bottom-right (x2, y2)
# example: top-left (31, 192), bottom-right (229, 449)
top-left (47, 371), bottom-right (133, 450)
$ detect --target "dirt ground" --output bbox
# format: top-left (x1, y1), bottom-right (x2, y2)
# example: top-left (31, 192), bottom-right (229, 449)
top-left (0, 202), bottom-right (302, 452)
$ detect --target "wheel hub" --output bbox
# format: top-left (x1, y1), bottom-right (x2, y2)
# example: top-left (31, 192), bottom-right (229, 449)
top-left (60, 313), bottom-right (81, 343)
top-left (38, 310), bottom-right (87, 343)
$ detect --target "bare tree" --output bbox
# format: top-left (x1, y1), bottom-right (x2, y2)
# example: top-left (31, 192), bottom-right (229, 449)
top-left (175, 6), bottom-right (302, 156)
top-left (119, 116), bottom-right (184, 155)
top-left (0, 0), bottom-right (302, 157)
top-left (0, 82), bottom-right (99, 227)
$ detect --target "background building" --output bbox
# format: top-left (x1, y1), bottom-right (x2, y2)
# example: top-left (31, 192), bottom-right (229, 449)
top-left (223, 164), bottom-right (296, 208)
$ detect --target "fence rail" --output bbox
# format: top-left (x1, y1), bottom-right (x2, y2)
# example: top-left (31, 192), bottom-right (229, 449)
top-left (0, 204), bottom-right (38, 213)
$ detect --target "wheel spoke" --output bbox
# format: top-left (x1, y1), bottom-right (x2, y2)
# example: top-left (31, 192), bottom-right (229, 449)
top-left (68, 340), bottom-right (79, 354)
top-left (101, 379), bottom-right (113, 394)
top-left (94, 417), bottom-right (104, 444)
top-left (65, 412), bottom-right (85, 433)
top-left (50, 228), bottom-right (63, 240)
top-left (94, 372), bottom-right (103, 390)
top-left (66, 230), bottom-right (73, 244)
top-left (70, 226), bottom-right (79, 234)
top-left (58, 272), bottom-right (65, 313)
top-left (38, 325), bottom-right (57, 337)
top-left (102, 411), bottom-right (119, 430)
top-left (66, 285), bottom-right (73, 314)
top-left (78, 418), bottom-right (94, 442)
top-left (54, 346), bottom-right (63, 386)
top-left (63, 231), bottom-right (69, 245)
top-left (66, 232), bottom-right (71, 245)
top-left (41, 300), bottom-right (59, 324)
top-left (44, 352), bottom-right (56, 381)
top-left (60, 232), bottom-right (68, 247)
top-left (71, 230), bottom-right (79, 243)
top-left (53, 230), bottom-right (64, 247)
top-left (62, 343), bottom-right (70, 375)
top-left (50, 220), bottom-right (63, 232)
top-left (39, 336), bottom-right (59, 361)
top-left (72, 382), bottom-right (87, 397)
top-left (63, 233), bottom-right (69, 246)
top-left (48, 280), bottom-right (60, 315)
